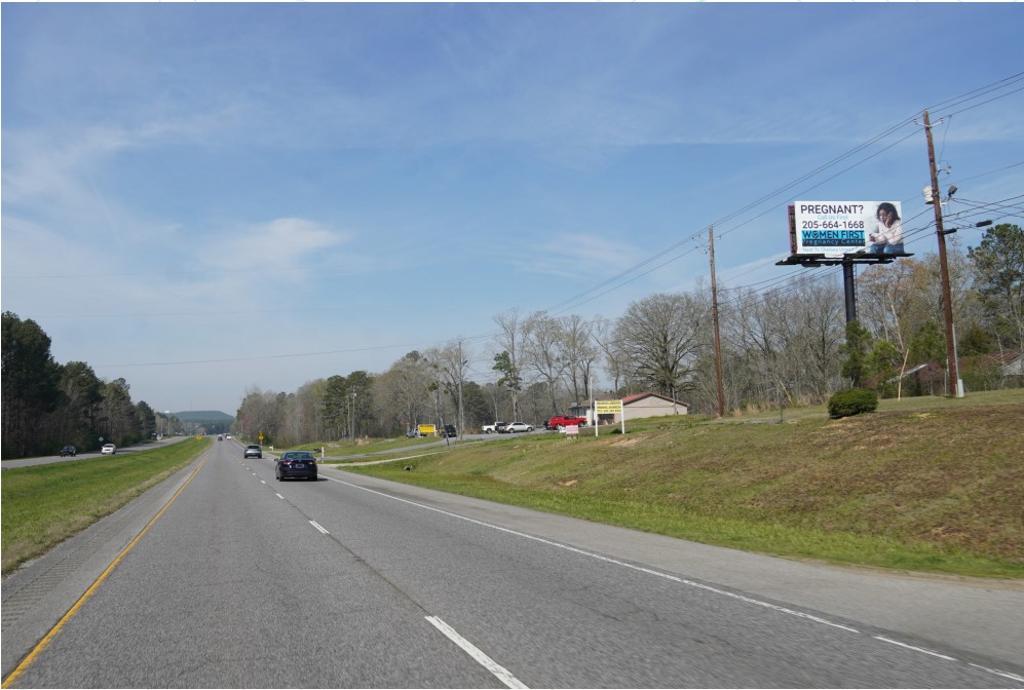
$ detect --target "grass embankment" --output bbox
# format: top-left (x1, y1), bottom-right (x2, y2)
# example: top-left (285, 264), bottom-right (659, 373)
top-left (2, 437), bottom-right (211, 573)
top-left (350, 391), bottom-right (1024, 578)
top-left (282, 436), bottom-right (438, 458)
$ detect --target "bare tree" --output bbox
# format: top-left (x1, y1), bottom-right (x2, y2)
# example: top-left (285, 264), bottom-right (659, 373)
top-left (523, 311), bottom-right (567, 415)
top-left (493, 311), bottom-right (525, 419)
top-left (615, 293), bottom-right (703, 402)
top-left (560, 315), bottom-right (598, 404)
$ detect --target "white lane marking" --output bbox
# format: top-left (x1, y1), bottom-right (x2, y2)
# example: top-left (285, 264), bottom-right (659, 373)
top-left (321, 474), bottom-right (858, 633)
top-left (969, 663), bottom-right (1024, 683)
top-left (275, 493), bottom-right (284, 500)
top-left (873, 636), bottom-right (957, 661)
top-left (425, 616), bottom-right (528, 689)
top-left (309, 520), bottom-right (329, 535)
top-left (260, 480), bottom-right (266, 485)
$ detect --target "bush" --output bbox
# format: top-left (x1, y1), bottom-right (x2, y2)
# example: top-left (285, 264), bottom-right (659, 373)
top-left (828, 388), bottom-right (879, 419)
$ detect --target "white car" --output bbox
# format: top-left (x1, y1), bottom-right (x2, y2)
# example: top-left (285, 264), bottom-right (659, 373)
top-left (504, 422), bottom-right (533, 433)
top-left (100, 443), bottom-right (117, 455)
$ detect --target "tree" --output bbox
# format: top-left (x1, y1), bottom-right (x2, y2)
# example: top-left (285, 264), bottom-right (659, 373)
top-left (493, 312), bottom-right (525, 419)
top-left (614, 293), bottom-right (703, 400)
top-left (492, 351), bottom-right (522, 417)
top-left (560, 315), bottom-right (598, 405)
top-left (840, 320), bottom-right (872, 388)
top-left (968, 223), bottom-right (1024, 352)
top-left (522, 312), bottom-right (567, 415)
top-left (2, 312), bottom-right (62, 457)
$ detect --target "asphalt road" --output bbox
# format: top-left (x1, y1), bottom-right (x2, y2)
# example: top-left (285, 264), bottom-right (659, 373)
top-left (1, 435), bottom-right (189, 470)
top-left (3, 439), bottom-right (1022, 688)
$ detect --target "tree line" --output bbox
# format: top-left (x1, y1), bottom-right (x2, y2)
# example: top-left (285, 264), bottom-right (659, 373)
top-left (1, 312), bottom-right (186, 459)
top-left (232, 224), bottom-right (1021, 447)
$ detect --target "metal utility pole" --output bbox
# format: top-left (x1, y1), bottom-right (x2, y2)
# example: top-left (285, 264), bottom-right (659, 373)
top-left (923, 110), bottom-right (961, 397)
top-left (708, 225), bottom-right (726, 417)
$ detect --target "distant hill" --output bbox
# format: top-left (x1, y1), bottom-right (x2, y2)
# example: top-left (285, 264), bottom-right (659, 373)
top-left (173, 410), bottom-right (234, 423)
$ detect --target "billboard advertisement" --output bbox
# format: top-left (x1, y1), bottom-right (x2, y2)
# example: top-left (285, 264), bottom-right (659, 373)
top-left (793, 201), bottom-right (904, 257)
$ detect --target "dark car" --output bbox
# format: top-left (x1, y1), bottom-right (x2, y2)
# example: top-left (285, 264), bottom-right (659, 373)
top-left (276, 451), bottom-right (318, 481)
top-left (59, 445), bottom-right (77, 457)
top-left (244, 444), bottom-right (262, 459)
top-left (441, 424), bottom-right (457, 438)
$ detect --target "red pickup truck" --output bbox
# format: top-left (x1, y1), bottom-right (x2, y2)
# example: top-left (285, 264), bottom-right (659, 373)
top-left (545, 415), bottom-right (588, 430)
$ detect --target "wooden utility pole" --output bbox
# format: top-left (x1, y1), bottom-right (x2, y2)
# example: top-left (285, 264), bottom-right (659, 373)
top-left (457, 339), bottom-right (465, 439)
top-left (708, 225), bottom-right (726, 417)
top-left (923, 110), bottom-right (961, 397)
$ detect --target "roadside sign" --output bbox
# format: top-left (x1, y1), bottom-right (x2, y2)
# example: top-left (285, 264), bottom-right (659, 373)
top-left (594, 399), bottom-right (626, 436)
top-left (258, 432), bottom-right (264, 444)
top-left (417, 423), bottom-right (437, 436)
top-left (564, 425), bottom-right (579, 439)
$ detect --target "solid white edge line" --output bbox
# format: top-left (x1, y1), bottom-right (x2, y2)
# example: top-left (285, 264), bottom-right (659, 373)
top-left (425, 616), bottom-right (528, 689)
top-left (969, 663), bottom-right (1024, 683)
top-left (873, 636), bottom-right (957, 662)
top-left (320, 473), bottom-right (859, 634)
top-left (309, 520), bottom-right (329, 535)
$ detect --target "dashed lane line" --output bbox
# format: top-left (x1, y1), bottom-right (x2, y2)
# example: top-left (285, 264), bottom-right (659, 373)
top-left (309, 520), bottom-right (330, 535)
top-left (425, 616), bottom-right (528, 689)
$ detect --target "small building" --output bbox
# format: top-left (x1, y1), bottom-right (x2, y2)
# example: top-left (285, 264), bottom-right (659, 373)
top-left (571, 392), bottom-right (689, 425)
top-left (620, 392), bottom-right (689, 421)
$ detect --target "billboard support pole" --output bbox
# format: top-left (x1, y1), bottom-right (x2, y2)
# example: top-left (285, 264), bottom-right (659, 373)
top-left (842, 258), bottom-right (857, 324)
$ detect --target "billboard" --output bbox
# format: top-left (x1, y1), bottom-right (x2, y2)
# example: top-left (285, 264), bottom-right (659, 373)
top-left (792, 201), bottom-right (904, 258)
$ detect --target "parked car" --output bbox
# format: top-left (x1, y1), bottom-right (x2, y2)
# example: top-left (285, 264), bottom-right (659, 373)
top-left (59, 445), bottom-right (77, 457)
top-left (244, 444), bottom-right (262, 459)
top-left (275, 450), bottom-right (318, 481)
top-left (217, 434), bottom-right (224, 441)
top-left (100, 443), bottom-right (117, 455)
top-left (225, 434), bottom-right (232, 439)
top-left (482, 421), bottom-right (507, 434)
top-left (441, 424), bottom-right (457, 438)
top-left (545, 415), bottom-right (588, 430)
top-left (504, 422), bottom-right (534, 433)
top-left (406, 429), bottom-right (419, 438)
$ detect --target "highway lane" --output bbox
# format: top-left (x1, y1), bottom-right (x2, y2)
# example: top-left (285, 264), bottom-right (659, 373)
top-left (1, 435), bottom-right (189, 470)
top-left (5, 439), bottom-right (1023, 687)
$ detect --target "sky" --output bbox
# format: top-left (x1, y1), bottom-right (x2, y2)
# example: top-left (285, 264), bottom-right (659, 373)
top-left (3, 3), bottom-right (1023, 415)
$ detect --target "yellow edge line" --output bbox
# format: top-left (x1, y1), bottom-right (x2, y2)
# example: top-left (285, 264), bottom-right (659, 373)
top-left (1, 456), bottom-right (208, 688)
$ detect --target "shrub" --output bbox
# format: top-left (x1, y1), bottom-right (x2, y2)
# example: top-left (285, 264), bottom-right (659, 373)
top-left (828, 388), bottom-right (879, 419)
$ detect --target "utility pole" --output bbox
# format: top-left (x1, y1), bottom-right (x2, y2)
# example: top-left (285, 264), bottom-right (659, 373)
top-left (708, 225), bottom-right (726, 417)
top-left (923, 110), bottom-right (961, 397)
top-left (457, 339), bottom-right (465, 440)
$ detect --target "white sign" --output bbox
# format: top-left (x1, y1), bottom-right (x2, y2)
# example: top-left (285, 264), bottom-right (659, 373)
top-left (564, 425), bottom-right (579, 437)
top-left (793, 201), bottom-right (904, 258)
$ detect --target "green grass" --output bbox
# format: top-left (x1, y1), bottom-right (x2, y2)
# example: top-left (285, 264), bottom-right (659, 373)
top-left (1, 437), bottom-right (211, 573)
top-left (349, 392), bottom-right (1024, 578)
top-left (274, 435), bottom-right (438, 458)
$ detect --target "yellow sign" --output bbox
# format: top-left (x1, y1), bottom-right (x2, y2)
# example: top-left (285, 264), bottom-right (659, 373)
top-left (417, 424), bottom-right (437, 436)
top-left (595, 400), bottom-right (623, 414)
top-left (258, 432), bottom-right (265, 443)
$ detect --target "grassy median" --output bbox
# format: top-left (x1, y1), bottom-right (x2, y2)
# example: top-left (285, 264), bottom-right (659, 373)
top-left (348, 391), bottom-right (1024, 578)
top-left (1, 437), bottom-right (211, 573)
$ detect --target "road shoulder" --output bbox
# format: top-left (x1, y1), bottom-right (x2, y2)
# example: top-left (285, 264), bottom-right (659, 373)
top-left (1, 451), bottom-right (209, 677)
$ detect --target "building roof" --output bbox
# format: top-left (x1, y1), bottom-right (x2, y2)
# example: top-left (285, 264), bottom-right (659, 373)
top-left (621, 392), bottom-right (689, 407)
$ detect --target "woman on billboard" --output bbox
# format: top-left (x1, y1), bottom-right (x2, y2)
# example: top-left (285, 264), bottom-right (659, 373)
top-left (868, 202), bottom-right (904, 254)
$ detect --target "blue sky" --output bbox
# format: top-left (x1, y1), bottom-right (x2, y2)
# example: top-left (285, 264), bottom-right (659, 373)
top-left (3, 3), bottom-right (1023, 414)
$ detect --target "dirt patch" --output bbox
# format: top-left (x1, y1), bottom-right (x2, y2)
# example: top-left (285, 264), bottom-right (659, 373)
top-left (612, 438), bottom-right (642, 448)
